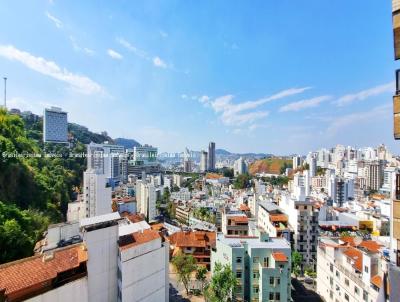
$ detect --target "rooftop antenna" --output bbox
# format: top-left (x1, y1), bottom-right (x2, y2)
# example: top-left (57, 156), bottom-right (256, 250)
top-left (3, 77), bottom-right (6, 109)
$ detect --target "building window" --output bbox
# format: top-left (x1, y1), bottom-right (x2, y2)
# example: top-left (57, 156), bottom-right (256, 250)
top-left (253, 256), bottom-right (259, 263)
top-left (363, 290), bottom-right (368, 302)
top-left (276, 277), bottom-right (280, 285)
top-left (335, 270), bottom-right (340, 278)
top-left (236, 257), bottom-right (242, 263)
top-left (253, 286), bottom-right (259, 294)
top-left (344, 293), bottom-right (349, 301)
top-left (270, 276), bottom-right (274, 285)
top-left (236, 271), bottom-right (242, 278)
top-left (354, 286), bottom-right (359, 295)
top-left (275, 293), bottom-right (280, 300)
top-left (269, 292), bottom-right (274, 300)
top-left (253, 272), bottom-right (260, 279)
top-left (345, 278), bottom-right (349, 286)
top-left (330, 263), bottom-right (333, 272)
top-left (364, 266), bottom-right (369, 273)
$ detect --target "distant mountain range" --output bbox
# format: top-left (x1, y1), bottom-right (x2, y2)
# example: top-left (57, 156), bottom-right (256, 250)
top-left (216, 148), bottom-right (271, 158)
top-left (114, 138), bottom-right (141, 149)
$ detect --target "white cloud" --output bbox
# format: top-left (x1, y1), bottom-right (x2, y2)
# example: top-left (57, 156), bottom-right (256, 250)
top-left (83, 48), bottom-right (95, 56)
top-left (181, 94), bottom-right (188, 99)
top-left (153, 56), bottom-right (167, 68)
top-left (107, 49), bottom-right (123, 60)
top-left (279, 95), bottom-right (332, 112)
top-left (199, 87), bottom-right (310, 126)
top-left (45, 11), bottom-right (62, 28)
top-left (116, 37), bottom-right (149, 59)
top-left (198, 95), bottom-right (210, 104)
top-left (0, 45), bottom-right (104, 95)
top-left (69, 36), bottom-right (94, 56)
top-left (117, 37), bottom-right (171, 70)
top-left (326, 103), bottom-right (391, 135)
top-left (160, 31), bottom-right (168, 38)
top-left (335, 82), bottom-right (394, 106)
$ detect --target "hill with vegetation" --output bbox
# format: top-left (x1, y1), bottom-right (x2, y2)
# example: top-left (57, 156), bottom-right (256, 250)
top-left (0, 109), bottom-right (123, 263)
top-left (248, 157), bottom-right (292, 175)
top-left (114, 137), bottom-right (141, 149)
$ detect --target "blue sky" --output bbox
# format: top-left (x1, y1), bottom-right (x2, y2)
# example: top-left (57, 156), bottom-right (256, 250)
top-left (0, 1), bottom-right (397, 154)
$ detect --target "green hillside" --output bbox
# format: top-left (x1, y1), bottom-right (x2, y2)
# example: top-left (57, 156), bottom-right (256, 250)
top-left (0, 109), bottom-right (109, 263)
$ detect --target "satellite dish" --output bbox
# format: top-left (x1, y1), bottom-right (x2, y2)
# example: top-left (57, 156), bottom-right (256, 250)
top-left (353, 236), bottom-right (362, 246)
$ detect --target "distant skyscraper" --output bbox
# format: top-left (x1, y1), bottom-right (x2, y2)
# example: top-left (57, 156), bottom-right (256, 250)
top-left (292, 155), bottom-right (302, 170)
top-left (183, 147), bottom-right (192, 172)
top-left (234, 157), bottom-right (247, 176)
top-left (43, 107), bottom-right (68, 143)
top-left (200, 150), bottom-right (208, 172)
top-left (208, 142), bottom-right (215, 171)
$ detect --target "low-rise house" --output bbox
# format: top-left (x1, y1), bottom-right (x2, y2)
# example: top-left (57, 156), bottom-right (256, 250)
top-left (167, 230), bottom-right (216, 269)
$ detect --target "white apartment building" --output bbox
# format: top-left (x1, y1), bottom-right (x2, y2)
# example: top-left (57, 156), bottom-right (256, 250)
top-left (43, 107), bottom-right (68, 143)
top-left (317, 237), bottom-right (385, 302)
top-left (292, 155), bottom-right (302, 170)
top-left (117, 222), bottom-right (169, 302)
top-left (136, 180), bottom-right (157, 221)
top-left (234, 157), bottom-right (248, 176)
top-left (200, 150), bottom-right (208, 172)
top-left (87, 143), bottom-right (125, 183)
top-left (132, 145), bottom-right (158, 165)
top-left (83, 170), bottom-right (112, 217)
top-left (0, 213), bottom-right (170, 302)
top-left (170, 188), bottom-right (191, 201)
top-left (257, 202), bottom-right (292, 244)
top-left (279, 194), bottom-right (318, 269)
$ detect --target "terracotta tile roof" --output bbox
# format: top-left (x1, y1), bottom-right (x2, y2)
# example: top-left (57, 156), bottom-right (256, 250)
top-left (119, 229), bottom-right (160, 250)
top-left (168, 231), bottom-right (216, 248)
top-left (269, 214), bottom-right (288, 222)
top-left (340, 237), bottom-right (382, 253)
top-left (113, 196), bottom-right (135, 203)
top-left (121, 213), bottom-right (145, 223)
top-left (371, 274), bottom-right (382, 288)
top-left (272, 252), bottom-right (288, 262)
top-left (359, 241), bottom-right (382, 253)
top-left (150, 223), bottom-right (165, 231)
top-left (0, 244), bottom-right (87, 299)
top-left (239, 204), bottom-right (250, 211)
top-left (231, 216), bottom-right (248, 223)
top-left (343, 247), bottom-right (363, 272)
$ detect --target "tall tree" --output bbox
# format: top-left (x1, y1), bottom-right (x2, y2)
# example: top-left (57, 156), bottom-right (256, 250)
top-left (171, 252), bottom-right (197, 295)
top-left (292, 251), bottom-right (303, 277)
top-left (196, 265), bottom-right (208, 294)
top-left (205, 262), bottom-right (237, 302)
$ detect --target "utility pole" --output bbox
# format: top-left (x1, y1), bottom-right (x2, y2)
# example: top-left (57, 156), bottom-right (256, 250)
top-left (3, 77), bottom-right (6, 109)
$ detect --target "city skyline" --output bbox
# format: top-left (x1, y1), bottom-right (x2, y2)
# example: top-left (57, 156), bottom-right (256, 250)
top-left (0, 1), bottom-right (396, 154)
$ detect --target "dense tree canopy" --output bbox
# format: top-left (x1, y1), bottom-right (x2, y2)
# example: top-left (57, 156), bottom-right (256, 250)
top-left (0, 109), bottom-right (96, 263)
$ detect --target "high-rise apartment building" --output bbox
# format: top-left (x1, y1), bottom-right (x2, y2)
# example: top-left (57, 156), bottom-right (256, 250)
top-left (317, 237), bottom-right (385, 302)
top-left (292, 155), bottom-right (302, 170)
top-left (234, 157), bottom-right (248, 176)
top-left (390, 3), bottom-right (400, 299)
top-left (208, 142), bottom-right (216, 171)
top-left (43, 107), bottom-right (68, 143)
top-left (83, 170), bottom-right (112, 217)
top-left (200, 150), bottom-right (208, 172)
top-left (87, 143), bottom-right (125, 183)
top-left (0, 213), bottom-right (169, 302)
top-left (136, 180), bottom-right (157, 221)
top-left (279, 193), bottom-right (318, 270)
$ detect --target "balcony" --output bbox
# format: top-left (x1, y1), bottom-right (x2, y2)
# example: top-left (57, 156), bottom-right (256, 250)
top-left (394, 95), bottom-right (400, 139)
